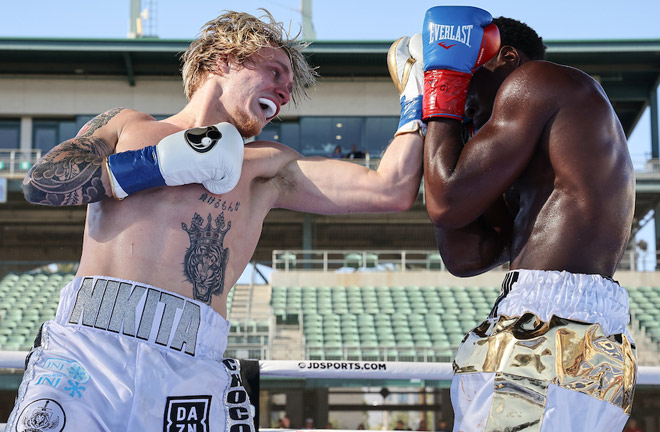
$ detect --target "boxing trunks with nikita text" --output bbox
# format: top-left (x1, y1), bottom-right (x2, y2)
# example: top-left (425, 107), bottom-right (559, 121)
top-left (7, 275), bottom-right (255, 432)
top-left (451, 270), bottom-right (636, 432)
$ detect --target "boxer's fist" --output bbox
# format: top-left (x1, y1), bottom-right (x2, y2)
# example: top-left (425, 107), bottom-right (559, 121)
top-left (106, 122), bottom-right (244, 199)
top-left (157, 123), bottom-right (243, 194)
top-left (388, 34), bottom-right (426, 137)
top-left (422, 6), bottom-right (500, 120)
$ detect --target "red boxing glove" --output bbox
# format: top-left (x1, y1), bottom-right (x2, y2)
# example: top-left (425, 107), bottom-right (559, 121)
top-left (422, 6), bottom-right (500, 121)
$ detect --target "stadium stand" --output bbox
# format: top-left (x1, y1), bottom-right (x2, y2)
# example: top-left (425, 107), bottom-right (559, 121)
top-left (2, 271), bottom-right (658, 367)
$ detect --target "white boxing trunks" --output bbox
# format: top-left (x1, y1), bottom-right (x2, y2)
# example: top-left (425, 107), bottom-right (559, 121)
top-left (451, 270), bottom-right (637, 432)
top-left (6, 276), bottom-right (255, 432)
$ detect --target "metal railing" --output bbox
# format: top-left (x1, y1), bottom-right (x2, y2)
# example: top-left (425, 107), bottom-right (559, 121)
top-left (224, 344), bottom-right (270, 360)
top-left (272, 249), bottom-right (659, 272)
top-left (0, 149), bottom-right (41, 179)
top-left (272, 250), bottom-right (451, 272)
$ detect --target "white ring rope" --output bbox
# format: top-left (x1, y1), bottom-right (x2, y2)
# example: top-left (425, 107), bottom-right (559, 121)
top-left (1, 352), bottom-right (659, 384)
top-left (261, 360), bottom-right (454, 380)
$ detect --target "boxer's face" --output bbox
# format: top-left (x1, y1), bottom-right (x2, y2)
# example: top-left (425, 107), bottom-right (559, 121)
top-left (464, 50), bottom-right (514, 131)
top-left (217, 46), bottom-right (293, 137)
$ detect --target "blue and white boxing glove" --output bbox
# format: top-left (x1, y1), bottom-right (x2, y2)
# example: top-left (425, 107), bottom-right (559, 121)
top-left (388, 33), bottom-right (426, 137)
top-left (106, 122), bottom-right (243, 199)
top-left (422, 6), bottom-right (500, 121)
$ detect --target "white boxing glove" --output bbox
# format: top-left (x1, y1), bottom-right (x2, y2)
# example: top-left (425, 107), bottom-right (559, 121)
top-left (106, 122), bottom-right (244, 198)
top-left (387, 34), bottom-right (426, 137)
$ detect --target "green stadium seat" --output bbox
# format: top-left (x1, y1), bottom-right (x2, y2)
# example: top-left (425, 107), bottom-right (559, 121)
top-left (361, 348), bottom-right (380, 361)
top-left (396, 349), bottom-right (416, 361)
top-left (308, 348), bottom-right (324, 360)
top-left (346, 347), bottom-right (362, 360)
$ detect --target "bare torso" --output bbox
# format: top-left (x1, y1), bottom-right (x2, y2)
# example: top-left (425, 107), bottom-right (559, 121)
top-left (76, 118), bottom-right (285, 316)
top-left (426, 61), bottom-right (635, 277)
top-left (506, 63), bottom-right (635, 275)
top-left (71, 111), bottom-right (423, 316)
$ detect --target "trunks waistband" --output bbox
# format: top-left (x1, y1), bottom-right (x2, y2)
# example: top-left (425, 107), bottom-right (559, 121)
top-left (54, 276), bottom-right (230, 360)
top-left (490, 269), bottom-right (631, 338)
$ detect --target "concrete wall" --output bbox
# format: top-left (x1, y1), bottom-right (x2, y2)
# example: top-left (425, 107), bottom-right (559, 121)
top-left (0, 76), bottom-right (400, 118)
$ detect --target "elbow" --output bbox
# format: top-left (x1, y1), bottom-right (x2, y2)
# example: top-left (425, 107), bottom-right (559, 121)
top-left (22, 175), bottom-right (47, 205)
top-left (22, 179), bottom-right (39, 204)
top-left (427, 203), bottom-right (467, 230)
top-left (444, 260), bottom-right (485, 278)
top-left (393, 193), bottom-right (417, 212)
top-left (378, 197), bottom-right (413, 213)
top-left (379, 183), bottom-right (420, 212)
top-left (439, 251), bottom-right (490, 278)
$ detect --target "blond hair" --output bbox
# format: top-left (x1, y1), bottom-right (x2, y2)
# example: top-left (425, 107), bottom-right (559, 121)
top-left (181, 9), bottom-right (316, 102)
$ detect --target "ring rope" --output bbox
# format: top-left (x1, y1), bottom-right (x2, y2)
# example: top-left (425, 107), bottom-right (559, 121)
top-left (1, 352), bottom-right (659, 384)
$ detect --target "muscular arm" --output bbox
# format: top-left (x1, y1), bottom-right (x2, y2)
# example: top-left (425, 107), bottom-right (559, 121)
top-left (435, 196), bottom-right (514, 276)
top-left (270, 132), bottom-right (424, 214)
top-left (424, 63), bottom-right (556, 274)
top-left (23, 108), bottom-right (124, 206)
top-left (424, 65), bottom-right (552, 228)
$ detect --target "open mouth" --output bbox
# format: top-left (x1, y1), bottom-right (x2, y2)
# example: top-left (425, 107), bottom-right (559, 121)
top-left (258, 98), bottom-right (277, 119)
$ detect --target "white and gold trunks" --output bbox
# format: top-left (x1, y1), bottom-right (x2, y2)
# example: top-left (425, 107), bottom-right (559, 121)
top-left (7, 276), bottom-right (255, 432)
top-left (451, 270), bottom-right (637, 432)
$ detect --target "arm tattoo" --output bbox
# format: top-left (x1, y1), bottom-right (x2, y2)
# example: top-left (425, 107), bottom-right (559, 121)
top-left (77, 107), bottom-right (124, 138)
top-left (23, 109), bottom-right (123, 206)
top-left (181, 212), bottom-right (232, 304)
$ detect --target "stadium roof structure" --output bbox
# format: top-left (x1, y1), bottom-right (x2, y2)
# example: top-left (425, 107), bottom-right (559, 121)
top-left (2, 37), bottom-right (660, 228)
top-left (0, 37), bottom-right (659, 138)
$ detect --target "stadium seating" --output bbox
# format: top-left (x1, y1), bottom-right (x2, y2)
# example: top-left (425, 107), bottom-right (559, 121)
top-left (272, 284), bottom-right (501, 361)
top-left (1, 272), bottom-right (659, 362)
top-left (273, 284), bottom-right (660, 362)
top-left (628, 286), bottom-right (660, 343)
top-left (0, 272), bottom-right (73, 351)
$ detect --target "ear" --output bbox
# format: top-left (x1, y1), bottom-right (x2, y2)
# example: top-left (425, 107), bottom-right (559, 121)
top-left (214, 55), bottom-right (232, 76)
top-left (499, 45), bottom-right (521, 67)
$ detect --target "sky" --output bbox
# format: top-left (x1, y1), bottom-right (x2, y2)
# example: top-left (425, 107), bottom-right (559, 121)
top-left (1, 0), bottom-right (659, 261)
top-left (0, 1), bottom-right (659, 41)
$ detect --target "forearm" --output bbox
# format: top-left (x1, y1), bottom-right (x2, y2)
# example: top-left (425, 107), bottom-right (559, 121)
top-left (23, 136), bottom-right (113, 206)
top-left (434, 216), bottom-right (510, 277)
top-left (423, 119), bottom-right (467, 225)
top-left (373, 132), bottom-right (424, 211)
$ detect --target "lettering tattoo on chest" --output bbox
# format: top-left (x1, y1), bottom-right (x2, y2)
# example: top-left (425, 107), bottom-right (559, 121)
top-left (181, 212), bottom-right (232, 304)
top-left (199, 192), bottom-right (240, 212)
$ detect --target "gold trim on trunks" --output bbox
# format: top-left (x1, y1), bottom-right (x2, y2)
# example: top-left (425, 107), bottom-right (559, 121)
top-left (453, 313), bottom-right (636, 418)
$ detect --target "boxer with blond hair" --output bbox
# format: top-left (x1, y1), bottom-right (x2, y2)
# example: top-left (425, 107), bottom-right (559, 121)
top-left (10, 9), bottom-right (424, 431)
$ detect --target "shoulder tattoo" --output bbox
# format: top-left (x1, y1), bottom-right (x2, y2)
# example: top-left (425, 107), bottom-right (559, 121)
top-left (77, 107), bottom-right (125, 137)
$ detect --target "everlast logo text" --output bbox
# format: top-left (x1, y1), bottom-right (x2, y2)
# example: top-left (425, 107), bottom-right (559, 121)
top-left (222, 359), bottom-right (254, 432)
top-left (68, 278), bottom-right (201, 356)
top-left (428, 24), bottom-right (474, 47)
